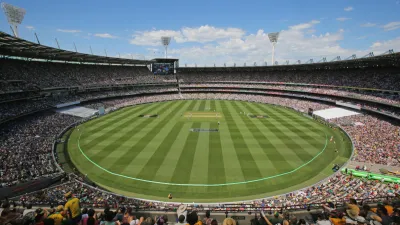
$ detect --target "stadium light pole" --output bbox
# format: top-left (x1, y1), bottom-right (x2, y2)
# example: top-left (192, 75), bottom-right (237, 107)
top-left (268, 32), bottom-right (280, 66)
top-left (161, 36), bottom-right (171, 59)
top-left (34, 32), bottom-right (40, 44)
top-left (1, 2), bottom-right (26, 38)
top-left (73, 42), bottom-right (78, 52)
top-left (55, 38), bottom-right (60, 49)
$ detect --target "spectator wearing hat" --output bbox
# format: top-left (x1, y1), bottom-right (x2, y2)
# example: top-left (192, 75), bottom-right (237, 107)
top-left (222, 218), bottom-right (236, 225)
top-left (269, 212), bottom-right (283, 225)
top-left (64, 191), bottom-right (82, 225)
top-left (346, 198), bottom-right (360, 218)
top-left (48, 205), bottom-right (65, 225)
top-left (176, 205), bottom-right (187, 223)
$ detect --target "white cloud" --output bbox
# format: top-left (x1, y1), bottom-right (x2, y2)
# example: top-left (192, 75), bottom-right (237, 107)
top-left (25, 25), bottom-right (35, 31)
top-left (344, 6), bottom-right (353, 11)
top-left (382, 21), bottom-right (400, 31)
top-left (360, 22), bottom-right (377, 27)
top-left (129, 25), bottom-right (245, 46)
top-left (336, 17), bottom-right (351, 22)
top-left (94, 33), bottom-right (118, 39)
top-left (127, 20), bottom-right (399, 66)
top-left (167, 20), bottom-right (354, 66)
top-left (180, 25), bottom-right (245, 42)
top-left (130, 29), bottom-right (182, 46)
top-left (370, 37), bottom-right (400, 51)
top-left (57, 29), bottom-right (81, 33)
top-left (289, 20), bottom-right (320, 30)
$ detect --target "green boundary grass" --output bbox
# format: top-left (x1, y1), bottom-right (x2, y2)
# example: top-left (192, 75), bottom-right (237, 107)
top-left (66, 100), bottom-right (352, 203)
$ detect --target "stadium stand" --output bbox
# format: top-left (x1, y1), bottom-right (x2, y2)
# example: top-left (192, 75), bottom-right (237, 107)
top-left (0, 31), bottom-right (400, 225)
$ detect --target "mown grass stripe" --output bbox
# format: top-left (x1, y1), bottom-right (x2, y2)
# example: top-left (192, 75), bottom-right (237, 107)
top-left (130, 100), bottom-right (198, 180)
top-left (226, 101), bottom-right (279, 176)
top-left (208, 100), bottom-right (226, 184)
top-left (84, 102), bottom-right (174, 160)
top-left (233, 101), bottom-right (294, 173)
top-left (189, 122), bottom-right (210, 183)
top-left (259, 104), bottom-right (325, 153)
top-left (261, 106), bottom-right (323, 152)
top-left (82, 103), bottom-right (165, 148)
top-left (85, 105), bottom-right (144, 132)
top-left (198, 100), bottom-right (206, 111)
top-left (150, 122), bottom-right (195, 182)
top-left (273, 106), bottom-right (326, 140)
top-left (240, 102), bottom-right (305, 168)
top-left (109, 100), bottom-right (190, 175)
top-left (219, 100), bottom-right (263, 181)
top-left (214, 100), bottom-right (246, 183)
top-left (169, 121), bottom-right (202, 184)
top-left (248, 103), bottom-right (316, 163)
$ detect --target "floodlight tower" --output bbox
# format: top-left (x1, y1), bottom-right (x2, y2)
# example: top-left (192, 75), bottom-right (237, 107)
top-left (161, 36), bottom-right (171, 59)
top-left (268, 32), bottom-right (280, 66)
top-left (1, 2), bottom-right (26, 37)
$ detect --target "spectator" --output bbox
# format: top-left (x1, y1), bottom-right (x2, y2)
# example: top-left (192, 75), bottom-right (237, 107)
top-left (86, 209), bottom-right (97, 225)
top-left (47, 205), bottom-right (65, 225)
top-left (176, 215), bottom-right (186, 225)
top-left (203, 210), bottom-right (213, 225)
top-left (222, 218), bottom-right (236, 225)
top-left (346, 198), bottom-right (360, 218)
top-left (34, 208), bottom-right (48, 225)
top-left (187, 211), bottom-right (202, 225)
top-left (64, 191), bottom-right (82, 225)
top-left (316, 214), bottom-right (331, 225)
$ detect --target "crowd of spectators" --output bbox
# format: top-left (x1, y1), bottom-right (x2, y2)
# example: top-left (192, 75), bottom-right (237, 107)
top-left (180, 83), bottom-right (400, 106)
top-left (330, 115), bottom-right (400, 166)
top-left (0, 59), bottom-right (157, 88)
top-left (0, 112), bottom-right (80, 187)
top-left (1, 59), bottom-right (400, 224)
top-left (0, 86), bottom-right (178, 122)
top-left (13, 173), bottom-right (399, 210)
top-left (1, 173), bottom-right (398, 224)
top-left (178, 68), bottom-right (400, 90)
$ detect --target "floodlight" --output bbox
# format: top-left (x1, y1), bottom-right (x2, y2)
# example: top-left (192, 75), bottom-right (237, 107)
top-left (161, 36), bottom-right (171, 59)
top-left (268, 32), bottom-right (280, 66)
top-left (1, 2), bottom-right (26, 37)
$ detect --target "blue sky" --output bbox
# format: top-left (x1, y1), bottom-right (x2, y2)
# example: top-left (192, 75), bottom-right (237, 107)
top-left (1, 0), bottom-right (400, 66)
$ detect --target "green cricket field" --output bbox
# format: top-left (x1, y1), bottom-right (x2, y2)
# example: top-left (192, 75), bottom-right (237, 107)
top-left (66, 100), bottom-right (352, 202)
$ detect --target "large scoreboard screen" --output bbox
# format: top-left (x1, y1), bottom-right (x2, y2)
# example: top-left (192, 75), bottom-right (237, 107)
top-left (152, 63), bottom-right (174, 75)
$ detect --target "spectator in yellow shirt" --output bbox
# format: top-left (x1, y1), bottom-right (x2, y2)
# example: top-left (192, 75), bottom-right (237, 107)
top-left (48, 205), bottom-right (65, 225)
top-left (64, 191), bottom-right (82, 225)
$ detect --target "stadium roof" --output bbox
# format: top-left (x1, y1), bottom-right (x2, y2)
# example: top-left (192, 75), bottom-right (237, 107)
top-left (178, 52), bottom-right (400, 72)
top-left (0, 31), bottom-right (154, 65)
top-left (152, 58), bottom-right (179, 63)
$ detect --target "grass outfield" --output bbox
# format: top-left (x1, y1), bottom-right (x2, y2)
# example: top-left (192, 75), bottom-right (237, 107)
top-left (67, 100), bottom-right (352, 202)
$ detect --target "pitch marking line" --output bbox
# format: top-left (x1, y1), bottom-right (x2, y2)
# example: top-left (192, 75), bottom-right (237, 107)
top-left (76, 129), bottom-right (328, 187)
